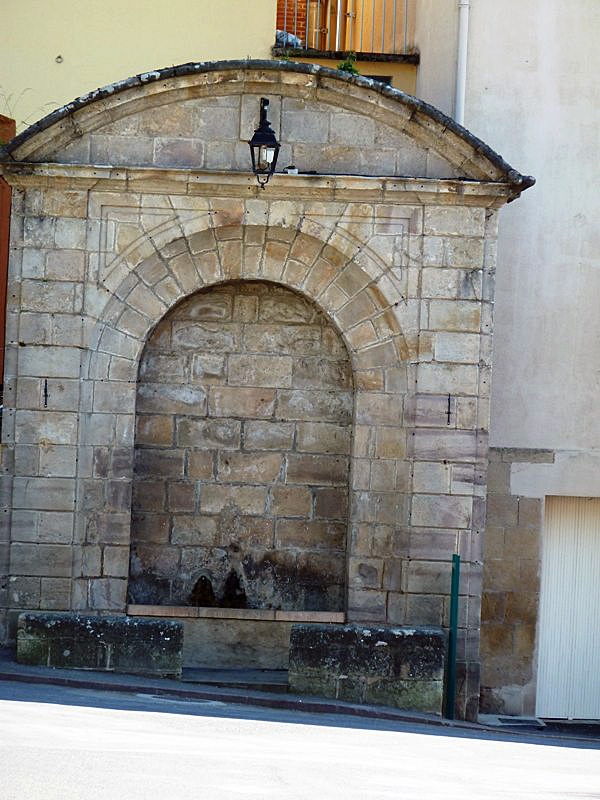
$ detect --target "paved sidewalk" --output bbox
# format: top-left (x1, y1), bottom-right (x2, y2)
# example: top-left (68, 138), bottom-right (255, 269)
top-left (0, 646), bottom-right (444, 726)
top-left (1, 647), bottom-right (598, 744)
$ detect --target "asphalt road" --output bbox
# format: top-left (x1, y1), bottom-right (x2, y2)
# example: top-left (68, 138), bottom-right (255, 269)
top-left (0, 680), bottom-right (599, 800)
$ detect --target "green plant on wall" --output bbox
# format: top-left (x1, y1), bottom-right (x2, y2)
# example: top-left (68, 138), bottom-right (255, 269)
top-left (337, 52), bottom-right (359, 76)
top-left (0, 86), bottom-right (31, 128)
top-left (0, 85), bottom-right (60, 134)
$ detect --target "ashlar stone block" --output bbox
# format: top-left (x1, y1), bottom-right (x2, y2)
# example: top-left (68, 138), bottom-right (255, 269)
top-left (243, 324), bottom-right (321, 356)
top-left (423, 235), bottom-right (484, 269)
top-left (428, 300), bottom-right (481, 333)
top-left (217, 451), bottom-right (282, 483)
top-left (406, 560), bottom-right (453, 594)
top-left (286, 454), bottom-right (349, 486)
top-left (40, 578), bottom-right (71, 610)
top-left (244, 421), bottom-right (294, 451)
top-left (46, 250), bottom-right (86, 281)
top-left (17, 613), bottom-right (183, 677)
top-left (15, 411), bottom-right (78, 445)
top-left (208, 387), bottom-right (276, 419)
top-left (12, 477), bottom-right (75, 511)
top-left (289, 624), bottom-right (445, 713)
top-left (277, 388), bottom-right (353, 424)
top-left (412, 429), bottom-right (479, 462)
top-left (200, 484), bottom-right (268, 515)
top-left (312, 488), bottom-right (347, 520)
top-left (228, 354), bottom-right (293, 388)
top-left (418, 363), bottom-right (479, 395)
top-left (424, 207), bottom-right (486, 237)
top-left (434, 332), bottom-right (481, 364)
top-left (19, 346), bottom-right (81, 379)
top-left (270, 486), bottom-right (312, 517)
top-left (412, 494), bottom-right (472, 529)
top-left (11, 543), bottom-right (72, 577)
top-left (176, 418), bottom-right (240, 449)
top-left (295, 422), bottom-right (351, 455)
top-left (21, 280), bottom-right (75, 314)
top-left (136, 415), bottom-right (174, 446)
top-left (355, 392), bottom-right (402, 426)
top-left (275, 520), bottom-right (346, 551)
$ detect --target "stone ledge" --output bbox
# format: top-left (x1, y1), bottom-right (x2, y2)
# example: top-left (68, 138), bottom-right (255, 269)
top-left (16, 612), bottom-right (183, 678)
top-left (489, 447), bottom-right (555, 464)
top-left (127, 604), bottom-right (345, 623)
top-left (0, 162), bottom-right (519, 208)
top-left (288, 623), bottom-right (446, 713)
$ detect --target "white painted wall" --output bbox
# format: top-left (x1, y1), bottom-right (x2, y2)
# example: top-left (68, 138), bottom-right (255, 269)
top-left (417, 1), bottom-right (600, 477)
top-left (465, 0), bottom-right (600, 456)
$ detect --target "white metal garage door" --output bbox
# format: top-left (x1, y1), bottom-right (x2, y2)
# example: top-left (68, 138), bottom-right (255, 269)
top-left (536, 496), bottom-right (600, 719)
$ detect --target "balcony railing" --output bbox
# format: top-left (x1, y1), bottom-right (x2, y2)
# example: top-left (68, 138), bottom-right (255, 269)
top-left (275, 0), bottom-right (416, 56)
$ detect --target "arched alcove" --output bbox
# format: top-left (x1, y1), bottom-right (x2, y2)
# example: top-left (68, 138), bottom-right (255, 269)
top-left (129, 280), bottom-right (353, 613)
top-left (0, 58), bottom-right (534, 716)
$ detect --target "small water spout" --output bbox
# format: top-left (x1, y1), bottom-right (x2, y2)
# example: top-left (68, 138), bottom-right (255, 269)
top-left (189, 575), bottom-right (217, 607)
top-left (221, 570), bottom-right (247, 609)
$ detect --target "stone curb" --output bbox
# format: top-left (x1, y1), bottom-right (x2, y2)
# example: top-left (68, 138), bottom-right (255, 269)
top-left (0, 659), bottom-right (440, 726)
top-left (0, 647), bottom-right (447, 726)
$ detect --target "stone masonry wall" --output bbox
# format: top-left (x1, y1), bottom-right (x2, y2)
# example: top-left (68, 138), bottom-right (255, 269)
top-left (130, 281), bottom-right (352, 611)
top-left (0, 186), bottom-right (497, 720)
top-left (0, 63), bottom-right (526, 718)
top-left (49, 95), bottom-right (458, 181)
top-left (39, 93), bottom-right (468, 178)
top-left (480, 447), bottom-right (549, 716)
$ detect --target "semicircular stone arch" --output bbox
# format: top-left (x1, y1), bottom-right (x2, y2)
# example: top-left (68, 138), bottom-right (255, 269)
top-left (84, 222), bottom-right (410, 386)
top-left (78, 222), bottom-right (413, 621)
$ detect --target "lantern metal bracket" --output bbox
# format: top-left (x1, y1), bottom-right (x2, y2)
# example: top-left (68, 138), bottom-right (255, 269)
top-left (248, 97), bottom-right (280, 188)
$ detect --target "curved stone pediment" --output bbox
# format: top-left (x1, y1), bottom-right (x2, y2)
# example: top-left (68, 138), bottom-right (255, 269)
top-left (0, 60), bottom-right (534, 196)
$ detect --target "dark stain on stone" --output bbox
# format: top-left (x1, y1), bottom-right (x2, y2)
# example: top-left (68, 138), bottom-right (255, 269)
top-left (128, 544), bottom-right (345, 611)
top-left (241, 554), bottom-right (343, 611)
top-left (127, 573), bottom-right (172, 605)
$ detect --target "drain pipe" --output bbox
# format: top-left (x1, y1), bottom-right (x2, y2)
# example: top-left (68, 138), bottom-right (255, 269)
top-left (454, 0), bottom-right (470, 125)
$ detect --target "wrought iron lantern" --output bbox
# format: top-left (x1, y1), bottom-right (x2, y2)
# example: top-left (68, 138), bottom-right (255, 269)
top-left (249, 97), bottom-right (280, 188)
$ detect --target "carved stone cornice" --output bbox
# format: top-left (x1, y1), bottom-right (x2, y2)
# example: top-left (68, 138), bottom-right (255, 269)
top-left (0, 162), bottom-right (516, 207)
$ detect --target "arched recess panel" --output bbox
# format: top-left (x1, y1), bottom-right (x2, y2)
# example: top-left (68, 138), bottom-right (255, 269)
top-left (129, 280), bottom-right (353, 612)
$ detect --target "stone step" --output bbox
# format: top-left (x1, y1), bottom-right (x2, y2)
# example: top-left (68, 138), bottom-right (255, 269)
top-left (181, 667), bottom-right (289, 694)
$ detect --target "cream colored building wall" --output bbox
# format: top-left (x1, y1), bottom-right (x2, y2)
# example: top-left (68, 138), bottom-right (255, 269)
top-left (465, 0), bottom-right (600, 463)
top-left (415, 0), bottom-right (600, 715)
top-left (413, 0), bottom-right (458, 117)
top-left (417, 0), bottom-right (600, 467)
top-left (0, 0), bottom-right (277, 132)
top-left (289, 58), bottom-right (417, 94)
